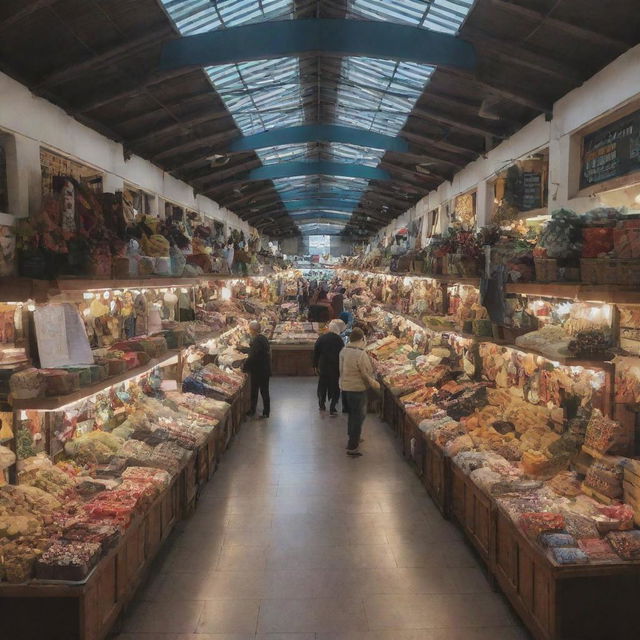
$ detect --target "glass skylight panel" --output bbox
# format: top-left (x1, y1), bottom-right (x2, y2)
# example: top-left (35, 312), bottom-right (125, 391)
top-left (335, 57), bottom-right (434, 136)
top-left (161, 0), bottom-right (294, 35)
top-left (324, 143), bottom-right (386, 166)
top-left (347, 0), bottom-right (473, 34)
top-left (257, 144), bottom-right (311, 165)
top-left (206, 57), bottom-right (304, 135)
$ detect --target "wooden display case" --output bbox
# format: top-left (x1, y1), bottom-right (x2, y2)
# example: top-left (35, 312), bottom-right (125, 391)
top-left (423, 436), bottom-right (448, 517)
top-left (0, 378), bottom-right (250, 640)
top-left (271, 343), bottom-right (315, 376)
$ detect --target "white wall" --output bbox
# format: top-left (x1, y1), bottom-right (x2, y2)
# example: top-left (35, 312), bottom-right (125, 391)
top-left (381, 43), bottom-right (640, 241)
top-left (0, 71), bottom-right (252, 235)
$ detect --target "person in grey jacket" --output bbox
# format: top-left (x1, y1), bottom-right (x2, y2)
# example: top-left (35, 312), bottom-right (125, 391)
top-left (339, 327), bottom-right (380, 457)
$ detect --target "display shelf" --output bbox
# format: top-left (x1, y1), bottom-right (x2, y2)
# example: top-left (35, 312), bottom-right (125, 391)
top-left (10, 350), bottom-right (181, 411)
top-left (501, 343), bottom-right (615, 370)
top-left (0, 274), bottom-right (249, 302)
top-left (381, 384), bottom-right (640, 640)
top-left (506, 282), bottom-right (640, 304)
top-left (378, 306), bottom-right (505, 345)
top-left (342, 268), bottom-right (481, 287)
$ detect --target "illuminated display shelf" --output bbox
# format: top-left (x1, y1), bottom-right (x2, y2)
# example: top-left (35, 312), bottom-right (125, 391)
top-left (10, 350), bottom-right (181, 411)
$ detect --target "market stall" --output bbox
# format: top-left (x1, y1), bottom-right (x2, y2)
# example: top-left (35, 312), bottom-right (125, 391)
top-left (343, 265), bottom-right (640, 640)
top-left (270, 321), bottom-right (321, 376)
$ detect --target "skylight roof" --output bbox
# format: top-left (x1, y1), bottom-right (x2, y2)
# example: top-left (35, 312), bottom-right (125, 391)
top-left (335, 57), bottom-right (434, 135)
top-left (206, 57), bottom-right (305, 136)
top-left (161, 0), bottom-right (294, 35)
top-left (347, 0), bottom-right (474, 34)
top-left (159, 0), bottom-right (476, 235)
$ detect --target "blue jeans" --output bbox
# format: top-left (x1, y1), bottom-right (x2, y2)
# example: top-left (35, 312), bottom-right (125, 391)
top-left (343, 390), bottom-right (367, 450)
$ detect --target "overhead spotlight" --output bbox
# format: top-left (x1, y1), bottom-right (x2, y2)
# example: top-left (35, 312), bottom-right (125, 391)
top-left (479, 96), bottom-right (501, 121)
top-left (207, 153), bottom-right (230, 167)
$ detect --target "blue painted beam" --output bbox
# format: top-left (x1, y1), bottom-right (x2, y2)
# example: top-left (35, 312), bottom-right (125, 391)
top-left (274, 190), bottom-right (367, 202)
top-left (229, 125), bottom-right (408, 154)
top-left (284, 199), bottom-right (360, 212)
top-left (158, 19), bottom-right (476, 71)
top-left (290, 213), bottom-right (352, 222)
top-left (248, 162), bottom-right (391, 182)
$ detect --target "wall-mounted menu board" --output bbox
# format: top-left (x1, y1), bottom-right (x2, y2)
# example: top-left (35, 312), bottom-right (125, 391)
top-left (580, 108), bottom-right (640, 189)
top-left (520, 171), bottom-right (543, 211)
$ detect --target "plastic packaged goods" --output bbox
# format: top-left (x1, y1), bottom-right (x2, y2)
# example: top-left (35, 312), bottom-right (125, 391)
top-left (539, 533), bottom-right (577, 548)
top-left (583, 410), bottom-right (628, 456)
top-left (519, 512), bottom-right (566, 539)
top-left (606, 530), bottom-right (640, 561)
top-left (35, 541), bottom-right (102, 581)
top-left (577, 538), bottom-right (620, 562)
top-left (550, 547), bottom-right (589, 565)
top-left (62, 522), bottom-right (120, 551)
top-left (64, 431), bottom-right (124, 465)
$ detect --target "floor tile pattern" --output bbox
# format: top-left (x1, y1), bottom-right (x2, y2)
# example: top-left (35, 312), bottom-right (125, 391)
top-left (118, 377), bottom-right (529, 640)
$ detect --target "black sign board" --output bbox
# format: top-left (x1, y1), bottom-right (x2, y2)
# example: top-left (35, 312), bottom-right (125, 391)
top-left (520, 172), bottom-right (542, 211)
top-left (581, 109), bottom-right (640, 189)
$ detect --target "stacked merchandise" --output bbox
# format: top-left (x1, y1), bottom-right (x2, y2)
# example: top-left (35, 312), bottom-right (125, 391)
top-left (271, 322), bottom-right (320, 345)
top-left (366, 300), bottom-right (640, 567)
top-left (0, 375), bottom-right (228, 583)
top-left (183, 363), bottom-right (245, 401)
top-left (11, 176), bottom-right (271, 280)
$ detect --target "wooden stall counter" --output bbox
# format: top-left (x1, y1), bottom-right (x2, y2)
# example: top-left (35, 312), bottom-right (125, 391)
top-left (271, 343), bottom-right (316, 376)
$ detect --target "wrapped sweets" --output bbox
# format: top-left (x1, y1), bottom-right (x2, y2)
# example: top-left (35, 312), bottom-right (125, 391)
top-left (606, 530), bottom-right (640, 561)
top-left (0, 539), bottom-right (43, 583)
top-left (121, 466), bottom-right (171, 488)
top-left (519, 512), bottom-right (565, 539)
top-left (35, 541), bottom-right (102, 581)
top-left (62, 522), bottom-right (120, 551)
top-left (551, 547), bottom-right (589, 565)
top-left (539, 533), bottom-right (576, 548)
top-left (578, 538), bottom-right (620, 563)
top-left (583, 410), bottom-right (628, 455)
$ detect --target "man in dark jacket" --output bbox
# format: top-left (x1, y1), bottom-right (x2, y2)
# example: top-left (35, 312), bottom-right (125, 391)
top-left (313, 319), bottom-right (345, 416)
top-left (242, 321), bottom-right (271, 419)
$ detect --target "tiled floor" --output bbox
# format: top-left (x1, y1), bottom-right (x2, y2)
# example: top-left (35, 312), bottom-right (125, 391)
top-left (117, 377), bottom-right (529, 640)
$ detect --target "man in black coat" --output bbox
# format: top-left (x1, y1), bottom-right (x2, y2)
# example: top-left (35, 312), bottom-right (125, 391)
top-left (242, 321), bottom-right (271, 419)
top-left (313, 319), bottom-right (345, 416)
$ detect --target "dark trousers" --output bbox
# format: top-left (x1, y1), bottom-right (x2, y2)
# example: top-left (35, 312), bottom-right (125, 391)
top-left (250, 373), bottom-right (270, 416)
top-left (343, 390), bottom-right (366, 450)
top-left (317, 372), bottom-right (340, 411)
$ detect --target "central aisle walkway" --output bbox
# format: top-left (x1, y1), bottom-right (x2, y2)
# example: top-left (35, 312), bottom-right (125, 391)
top-left (119, 377), bottom-right (528, 640)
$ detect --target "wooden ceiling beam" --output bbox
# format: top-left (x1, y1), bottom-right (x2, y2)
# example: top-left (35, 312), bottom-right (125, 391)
top-left (401, 130), bottom-right (481, 160)
top-left (379, 162), bottom-right (442, 189)
top-left (443, 67), bottom-right (553, 115)
top-left (36, 28), bottom-right (175, 87)
top-left (130, 112), bottom-right (237, 150)
top-left (152, 129), bottom-right (238, 163)
top-left (491, 0), bottom-right (631, 52)
top-left (0, 0), bottom-right (57, 31)
top-left (462, 26), bottom-right (585, 86)
top-left (77, 68), bottom-right (196, 113)
top-left (411, 105), bottom-right (507, 139)
top-left (220, 185), bottom-right (281, 208)
top-left (112, 91), bottom-right (219, 130)
top-left (195, 159), bottom-right (264, 192)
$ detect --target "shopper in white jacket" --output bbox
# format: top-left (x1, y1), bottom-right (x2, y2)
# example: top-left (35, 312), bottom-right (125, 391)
top-left (339, 327), bottom-right (380, 457)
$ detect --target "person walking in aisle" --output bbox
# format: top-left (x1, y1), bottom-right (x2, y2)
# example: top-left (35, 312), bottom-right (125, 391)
top-left (313, 319), bottom-right (345, 416)
top-left (242, 320), bottom-right (271, 419)
top-left (339, 327), bottom-right (380, 457)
